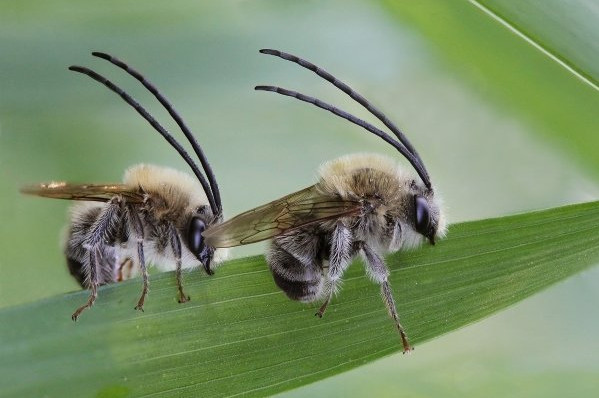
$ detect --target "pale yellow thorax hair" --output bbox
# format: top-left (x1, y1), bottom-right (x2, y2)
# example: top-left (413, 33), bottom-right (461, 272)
top-left (318, 153), bottom-right (447, 244)
top-left (317, 153), bottom-right (416, 197)
top-left (123, 164), bottom-right (209, 209)
top-left (122, 163), bottom-right (228, 267)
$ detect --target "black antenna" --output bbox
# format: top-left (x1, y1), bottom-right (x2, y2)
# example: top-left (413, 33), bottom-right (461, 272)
top-left (69, 65), bottom-right (219, 214)
top-left (259, 49), bottom-right (426, 169)
top-left (91, 52), bottom-right (222, 214)
top-left (256, 85), bottom-right (431, 189)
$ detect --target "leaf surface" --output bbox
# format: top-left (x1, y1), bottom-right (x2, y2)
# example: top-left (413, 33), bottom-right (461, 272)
top-left (1, 201), bottom-right (598, 397)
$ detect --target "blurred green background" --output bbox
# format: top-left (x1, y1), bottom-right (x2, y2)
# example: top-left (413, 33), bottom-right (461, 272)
top-left (1, 1), bottom-right (597, 397)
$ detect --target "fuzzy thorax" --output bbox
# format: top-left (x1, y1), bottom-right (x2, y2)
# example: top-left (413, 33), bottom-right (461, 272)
top-left (317, 153), bottom-right (447, 247)
top-left (124, 164), bottom-right (209, 211)
top-left (122, 164), bottom-right (229, 269)
top-left (317, 153), bottom-right (415, 199)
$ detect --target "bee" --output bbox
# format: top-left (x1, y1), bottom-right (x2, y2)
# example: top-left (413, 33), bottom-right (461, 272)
top-left (22, 52), bottom-right (228, 320)
top-left (204, 49), bottom-right (447, 353)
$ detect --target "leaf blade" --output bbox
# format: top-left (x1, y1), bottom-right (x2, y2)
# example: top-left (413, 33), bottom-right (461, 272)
top-left (1, 201), bottom-right (599, 397)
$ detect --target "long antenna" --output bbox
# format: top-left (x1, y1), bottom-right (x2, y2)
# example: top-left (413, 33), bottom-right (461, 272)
top-left (69, 65), bottom-right (218, 214)
top-left (256, 85), bottom-right (431, 189)
top-left (259, 49), bottom-right (426, 168)
top-left (91, 52), bottom-right (222, 214)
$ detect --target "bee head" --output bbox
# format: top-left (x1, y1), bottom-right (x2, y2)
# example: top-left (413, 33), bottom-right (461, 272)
top-left (186, 207), bottom-right (220, 275)
top-left (411, 185), bottom-right (446, 246)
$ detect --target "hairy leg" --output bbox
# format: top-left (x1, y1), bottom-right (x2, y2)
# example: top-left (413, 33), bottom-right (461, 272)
top-left (388, 221), bottom-right (402, 251)
top-left (71, 198), bottom-right (122, 320)
top-left (317, 221), bottom-right (353, 317)
top-left (65, 203), bottom-right (119, 287)
top-left (359, 241), bottom-right (411, 353)
top-left (72, 249), bottom-right (99, 320)
top-left (128, 207), bottom-right (148, 311)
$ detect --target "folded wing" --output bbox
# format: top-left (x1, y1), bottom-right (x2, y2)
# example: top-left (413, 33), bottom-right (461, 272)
top-left (21, 182), bottom-right (145, 203)
top-left (203, 185), bottom-right (361, 248)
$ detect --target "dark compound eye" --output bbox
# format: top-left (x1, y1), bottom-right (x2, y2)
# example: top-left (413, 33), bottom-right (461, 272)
top-left (187, 217), bottom-right (206, 256)
top-left (414, 195), bottom-right (431, 237)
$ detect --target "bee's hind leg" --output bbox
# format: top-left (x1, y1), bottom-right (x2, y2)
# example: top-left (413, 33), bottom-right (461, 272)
top-left (169, 224), bottom-right (190, 303)
top-left (72, 249), bottom-right (100, 321)
top-left (317, 221), bottom-right (353, 318)
top-left (358, 241), bottom-right (412, 353)
top-left (71, 197), bottom-right (122, 321)
top-left (128, 208), bottom-right (148, 311)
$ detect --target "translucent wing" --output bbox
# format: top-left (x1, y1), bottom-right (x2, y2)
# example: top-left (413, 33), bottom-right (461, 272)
top-left (203, 185), bottom-right (362, 248)
top-left (21, 182), bottom-right (145, 203)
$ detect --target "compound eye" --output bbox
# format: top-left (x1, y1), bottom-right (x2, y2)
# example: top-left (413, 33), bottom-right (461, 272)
top-left (187, 217), bottom-right (206, 256)
top-left (414, 195), bottom-right (431, 236)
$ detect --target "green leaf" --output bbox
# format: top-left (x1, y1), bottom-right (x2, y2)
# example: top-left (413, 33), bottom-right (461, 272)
top-left (2, 201), bottom-right (598, 398)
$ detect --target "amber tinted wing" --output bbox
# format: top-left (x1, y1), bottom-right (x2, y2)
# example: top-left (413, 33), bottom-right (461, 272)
top-left (203, 185), bottom-right (361, 248)
top-left (21, 182), bottom-right (144, 203)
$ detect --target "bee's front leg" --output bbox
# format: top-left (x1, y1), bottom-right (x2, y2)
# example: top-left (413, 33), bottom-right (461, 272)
top-left (128, 207), bottom-right (148, 312)
top-left (169, 223), bottom-right (190, 303)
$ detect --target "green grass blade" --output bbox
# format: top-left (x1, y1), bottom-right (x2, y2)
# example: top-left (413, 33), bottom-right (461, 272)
top-left (1, 201), bottom-right (599, 398)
